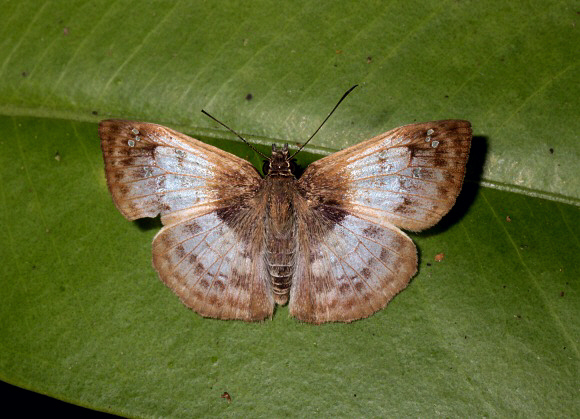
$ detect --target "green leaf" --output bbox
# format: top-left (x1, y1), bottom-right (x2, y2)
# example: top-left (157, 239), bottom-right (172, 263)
top-left (1, 1), bottom-right (578, 417)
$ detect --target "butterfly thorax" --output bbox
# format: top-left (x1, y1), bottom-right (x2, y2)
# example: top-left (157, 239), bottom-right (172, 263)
top-left (264, 144), bottom-right (296, 304)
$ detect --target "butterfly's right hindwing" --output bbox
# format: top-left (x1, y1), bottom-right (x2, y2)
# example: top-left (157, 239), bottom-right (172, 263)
top-left (290, 197), bottom-right (417, 323)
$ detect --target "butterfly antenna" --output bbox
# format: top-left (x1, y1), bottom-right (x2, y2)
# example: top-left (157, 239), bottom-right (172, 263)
top-left (201, 109), bottom-right (268, 159)
top-left (288, 84), bottom-right (358, 160)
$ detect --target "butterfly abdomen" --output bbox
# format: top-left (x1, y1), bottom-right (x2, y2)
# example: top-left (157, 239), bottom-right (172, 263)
top-left (264, 175), bottom-right (297, 305)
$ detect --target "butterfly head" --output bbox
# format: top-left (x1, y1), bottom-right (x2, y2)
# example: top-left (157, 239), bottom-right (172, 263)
top-left (262, 143), bottom-right (296, 177)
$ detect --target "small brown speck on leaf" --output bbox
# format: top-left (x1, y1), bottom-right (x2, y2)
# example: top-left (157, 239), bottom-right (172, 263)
top-left (245, 93), bottom-right (253, 101)
top-left (435, 253), bottom-right (445, 262)
top-left (221, 392), bottom-right (231, 402)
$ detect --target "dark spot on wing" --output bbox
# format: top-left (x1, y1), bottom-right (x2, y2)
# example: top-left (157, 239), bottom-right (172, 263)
top-left (175, 245), bottom-right (186, 258)
top-left (195, 263), bottom-right (205, 276)
top-left (172, 271), bottom-right (184, 282)
top-left (127, 147), bottom-right (155, 157)
top-left (339, 282), bottom-right (351, 294)
top-left (343, 297), bottom-right (356, 310)
top-left (437, 184), bottom-right (450, 197)
top-left (363, 225), bottom-right (382, 238)
top-left (185, 222), bottom-right (202, 235)
top-left (214, 280), bottom-right (225, 292)
top-left (118, 185), bottom-right (130, 196)
top-left (433, 157), bottom-right (447, 168)
top-left (417, 168), bottom-right (433, 180)
top-left (394, 197), bottom-right (415, 215)
top-left (379, 248), bottom-right (393, 265)
top-left (444, 172), bottom-right (455, 183)
top-left (316, 201), bottom-right (348, 224)
top-left (391, 236), bottom-right (407, 252)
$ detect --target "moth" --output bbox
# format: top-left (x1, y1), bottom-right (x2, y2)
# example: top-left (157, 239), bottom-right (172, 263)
top-left (99, 90), bottom-right (471, 324)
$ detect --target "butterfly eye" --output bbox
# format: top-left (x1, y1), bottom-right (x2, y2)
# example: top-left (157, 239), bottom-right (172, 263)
top-left (262, 160), bottom-right (270, 175)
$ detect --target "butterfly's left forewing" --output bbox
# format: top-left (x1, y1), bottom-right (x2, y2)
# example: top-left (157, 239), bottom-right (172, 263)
top-left (100, 120), bottom-right (274, 321)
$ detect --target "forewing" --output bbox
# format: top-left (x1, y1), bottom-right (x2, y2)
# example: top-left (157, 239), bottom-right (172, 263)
top-left (99, 119), bottom-right (261, 224)
top-left (289, 197), bottom-right (417, 323)
top-left (153, 205), bottom-right (275, 321)
top-left (297, 120), bottom-right (472, 231)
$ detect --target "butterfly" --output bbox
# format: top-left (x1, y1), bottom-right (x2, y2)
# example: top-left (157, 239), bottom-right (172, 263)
top-left (99, 92), bottom-right (471, 324)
